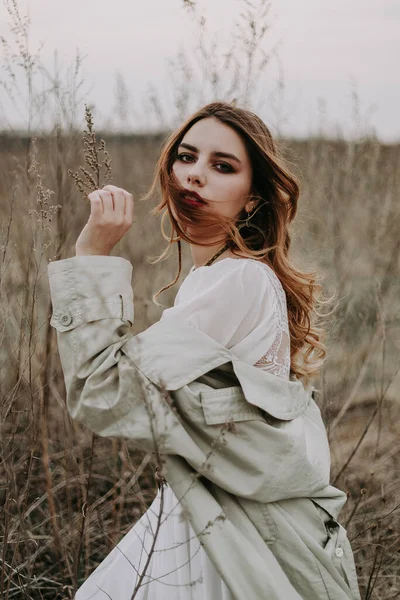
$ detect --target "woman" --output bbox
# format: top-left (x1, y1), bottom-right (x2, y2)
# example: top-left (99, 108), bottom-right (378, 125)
top-left (48, 101), bottom-right (361, 599)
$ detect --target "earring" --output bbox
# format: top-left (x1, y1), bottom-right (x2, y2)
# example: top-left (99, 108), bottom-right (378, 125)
top-left (237, 202), bottom-right (267, 242)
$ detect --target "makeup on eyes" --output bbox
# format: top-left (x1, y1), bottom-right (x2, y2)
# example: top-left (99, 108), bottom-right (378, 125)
top-left (178, 143), bottom-right (242, 165)
top-left (177, 153), bottom-right (234, 173)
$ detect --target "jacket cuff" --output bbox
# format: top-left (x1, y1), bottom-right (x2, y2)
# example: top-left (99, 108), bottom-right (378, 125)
top-left (47, 255), bottom-right (134, 332)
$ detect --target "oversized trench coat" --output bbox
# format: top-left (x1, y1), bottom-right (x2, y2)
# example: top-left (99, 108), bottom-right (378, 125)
top-left (47, 255), bottom-right (362, 600)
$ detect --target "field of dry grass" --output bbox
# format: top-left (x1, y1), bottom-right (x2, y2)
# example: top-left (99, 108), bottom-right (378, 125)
top-left (0, 0), bottom-right (399, 598)
top-left (1, 129), bottom-right (399, 599)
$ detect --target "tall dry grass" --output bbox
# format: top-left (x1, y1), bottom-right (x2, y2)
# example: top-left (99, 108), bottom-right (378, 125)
top-left (0, 0), bottom-right (399, 598)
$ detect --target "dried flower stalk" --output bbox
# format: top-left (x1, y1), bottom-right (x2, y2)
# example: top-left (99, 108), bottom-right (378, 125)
top-left (68, 103), bottom-right (113, 201)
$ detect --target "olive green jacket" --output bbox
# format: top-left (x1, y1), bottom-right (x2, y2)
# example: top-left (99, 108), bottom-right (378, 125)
top-left (48, 255), bottom-right (361, 600)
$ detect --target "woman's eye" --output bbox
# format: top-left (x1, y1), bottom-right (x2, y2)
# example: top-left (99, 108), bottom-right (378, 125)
top-left (216, 163), bottom-right (234, 173)
top-left (177, 153), bottom-right (193, 163)
top-left (177, 153), bottom-right (233, 173)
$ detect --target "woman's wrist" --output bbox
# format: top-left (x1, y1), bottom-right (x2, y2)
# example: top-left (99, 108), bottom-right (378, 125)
top-left (75, 247), bottom-right (110, 257)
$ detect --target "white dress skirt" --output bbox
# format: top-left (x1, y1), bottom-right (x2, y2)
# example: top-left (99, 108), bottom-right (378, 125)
top-left (75, 258), bottom-right (291, 599)
top-left (75, 484), bottom-right (234, 599)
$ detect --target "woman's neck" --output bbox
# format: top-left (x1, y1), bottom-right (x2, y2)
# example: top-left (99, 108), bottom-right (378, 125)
top-left (190, 243), bottom-right (237, 268)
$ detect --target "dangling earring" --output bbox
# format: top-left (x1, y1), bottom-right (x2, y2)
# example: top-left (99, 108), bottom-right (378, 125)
top-left (237, 201), bottom-right (268, 242)
top-left (243, 204), bottom-right (254, 228)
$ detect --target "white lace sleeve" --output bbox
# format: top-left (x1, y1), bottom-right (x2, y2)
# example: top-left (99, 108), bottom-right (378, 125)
top-left (252, 265), bottom-right (291, 379)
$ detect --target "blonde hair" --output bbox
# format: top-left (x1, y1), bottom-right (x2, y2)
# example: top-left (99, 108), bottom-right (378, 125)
top-left (141, 101), bottom-right (330, 386)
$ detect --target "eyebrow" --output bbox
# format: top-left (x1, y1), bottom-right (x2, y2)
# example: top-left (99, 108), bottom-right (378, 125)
top-left (178, 143), bottom-right (242, 165)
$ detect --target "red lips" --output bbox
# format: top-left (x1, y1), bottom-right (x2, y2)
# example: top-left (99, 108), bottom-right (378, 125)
top-left (181, 189), bottom-right (207, 204)
top-left (183, 197), bottom-right (205, 207)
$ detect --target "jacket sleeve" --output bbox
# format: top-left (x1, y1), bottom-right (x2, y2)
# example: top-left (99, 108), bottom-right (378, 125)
top-left (48, 255), bottom-right (328, 503)
top-left (47, 255), bottom-right (193, 454)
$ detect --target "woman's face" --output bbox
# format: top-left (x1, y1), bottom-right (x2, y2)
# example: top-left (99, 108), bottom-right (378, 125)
top-left (171, 117), bottom-right (253, 230)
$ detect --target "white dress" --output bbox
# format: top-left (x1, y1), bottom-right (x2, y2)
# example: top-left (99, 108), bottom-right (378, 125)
top-left (75, 258), bottom-right (291, 600)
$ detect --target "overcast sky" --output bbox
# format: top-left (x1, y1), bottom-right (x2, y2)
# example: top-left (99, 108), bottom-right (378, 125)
top-left (0, 0), bottom-right (399, 141)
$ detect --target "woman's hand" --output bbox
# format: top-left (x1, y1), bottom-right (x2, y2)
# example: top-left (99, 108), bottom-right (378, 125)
top-left (75, 185), bottom-right (134, 256)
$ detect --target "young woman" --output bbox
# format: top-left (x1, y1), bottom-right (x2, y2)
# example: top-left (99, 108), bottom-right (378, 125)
top-left (48, 101), bottom-right (361, 599)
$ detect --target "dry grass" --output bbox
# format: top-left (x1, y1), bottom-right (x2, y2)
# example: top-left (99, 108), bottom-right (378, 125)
top-left (0, 0), bottom-right (399, 598)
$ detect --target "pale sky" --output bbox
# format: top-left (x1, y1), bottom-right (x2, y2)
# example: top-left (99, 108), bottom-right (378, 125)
top-left (0, 0), bottom-right (399, 141)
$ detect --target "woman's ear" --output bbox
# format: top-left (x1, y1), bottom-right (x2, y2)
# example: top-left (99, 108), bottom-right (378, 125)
top-left (248, 191), bottom-right (260, 211)
top-left (251, 186), bottom-right (261, 200)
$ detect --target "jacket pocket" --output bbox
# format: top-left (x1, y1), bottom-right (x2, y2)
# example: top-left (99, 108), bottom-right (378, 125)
top-left (311, 500), bottom-right (361, 600)
top-left (197, 385), bottom-right (266, 425)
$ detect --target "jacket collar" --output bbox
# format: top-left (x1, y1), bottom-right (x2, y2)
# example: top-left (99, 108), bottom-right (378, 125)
top-left (125, 319), bottom-right (313, 421)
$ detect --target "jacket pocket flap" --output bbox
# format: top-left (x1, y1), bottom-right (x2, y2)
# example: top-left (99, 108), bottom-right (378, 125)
top-left (200, 386), bottom-right (265, 425)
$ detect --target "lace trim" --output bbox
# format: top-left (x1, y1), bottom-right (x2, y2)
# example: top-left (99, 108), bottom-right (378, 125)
top-left (252, 263), bottom-right (291, 379)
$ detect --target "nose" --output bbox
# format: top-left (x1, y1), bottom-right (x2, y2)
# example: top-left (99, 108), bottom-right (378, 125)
top-left (187, 164), bottom-right (205, 185)
top-left (188, 175), bottom-right (201, 186)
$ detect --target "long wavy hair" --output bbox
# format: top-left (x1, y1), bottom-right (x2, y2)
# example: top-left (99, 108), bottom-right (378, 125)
top-left (140, 101), bottom-right (330, 385)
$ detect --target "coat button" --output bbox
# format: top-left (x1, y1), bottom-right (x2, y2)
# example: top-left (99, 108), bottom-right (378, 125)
top-left (335, 547), bottom-right (344, 558)
top-left (60, 313), bottom-right (73, 326)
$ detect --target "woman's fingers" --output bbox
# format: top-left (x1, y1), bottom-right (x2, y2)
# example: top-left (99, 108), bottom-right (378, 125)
top-left (124, 191), bottom-right (134, 222)
top-left (79, 186), bottom-right (134, 255)
top-left (103, 185), bottom-right (131, 222)
top-left (87, 192), bottom-right (104, 217)
top-left (102, 185), bottom-right (134, 224)
top-left (87, 185), bottom-right (134, 226)
top-left (99, 187), bottom-right (116, 219)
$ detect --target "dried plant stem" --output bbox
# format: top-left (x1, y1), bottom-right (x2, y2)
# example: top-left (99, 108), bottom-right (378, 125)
top-left (68, 104), bottom-right (113, 200)
top-left (72, 434), bottom-right (96, 594)
top-left (39, 377), bottom-right (63, 558)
